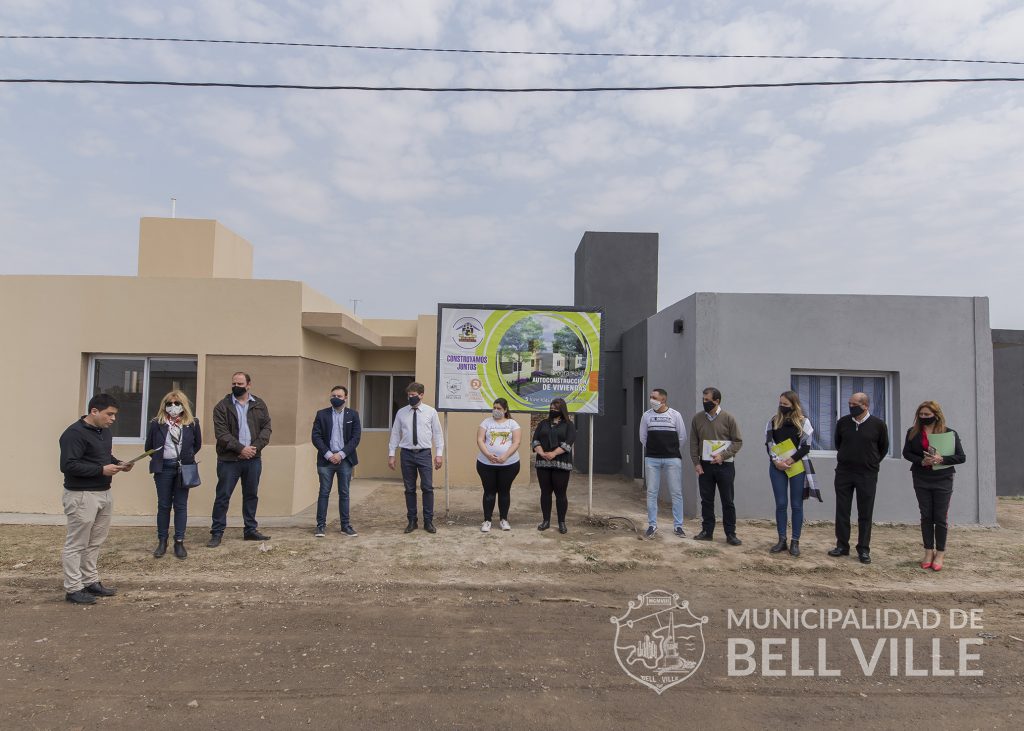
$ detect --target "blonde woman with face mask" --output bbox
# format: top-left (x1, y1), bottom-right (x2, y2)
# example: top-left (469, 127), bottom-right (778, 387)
top-left (144, 391), bottom-right (202, 559)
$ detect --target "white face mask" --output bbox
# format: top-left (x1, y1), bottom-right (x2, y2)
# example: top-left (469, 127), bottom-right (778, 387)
top-left (649, 398), bottom-right (662, 410)
top-left (165, 404), bottom-right (184, 417)
top-left (492, 408), bottom-right (505, 420)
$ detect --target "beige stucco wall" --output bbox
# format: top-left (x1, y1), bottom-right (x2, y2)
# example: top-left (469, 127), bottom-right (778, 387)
top-left (0, 273), bottom-right (399, 516)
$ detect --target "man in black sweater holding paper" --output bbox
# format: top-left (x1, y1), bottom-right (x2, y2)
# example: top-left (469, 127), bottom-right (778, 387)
top-left (829, 391), bottom-right (889, 564)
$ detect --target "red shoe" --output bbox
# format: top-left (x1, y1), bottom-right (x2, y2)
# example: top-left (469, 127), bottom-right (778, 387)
top-left (931, 562), bottom-right (943, 572)
top-left (920, 562), bottom-right (932, 569)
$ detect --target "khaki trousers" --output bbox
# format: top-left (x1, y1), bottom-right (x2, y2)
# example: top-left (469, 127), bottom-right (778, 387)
top-left (61, 489), bottom-right (113, 592)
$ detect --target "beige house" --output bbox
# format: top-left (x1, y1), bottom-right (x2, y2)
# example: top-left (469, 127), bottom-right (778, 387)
top-left (0, 218), bottom-right (531, 517)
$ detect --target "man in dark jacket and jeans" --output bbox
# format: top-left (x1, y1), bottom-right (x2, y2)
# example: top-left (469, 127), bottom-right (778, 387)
top-left (208, 372), bottom-right (272, 546)
top-left (829, 391), bottom-right (890, 564)
top-left (59, 393), bottom-right (134, 604)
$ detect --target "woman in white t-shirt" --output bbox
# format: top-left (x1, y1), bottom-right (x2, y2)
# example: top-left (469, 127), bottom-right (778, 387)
top-left (476, 398), bottom-right (521, 532)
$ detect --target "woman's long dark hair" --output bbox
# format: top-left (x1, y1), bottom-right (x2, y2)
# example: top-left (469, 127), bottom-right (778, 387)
top-left (548, 398), bottom-right (570, 422)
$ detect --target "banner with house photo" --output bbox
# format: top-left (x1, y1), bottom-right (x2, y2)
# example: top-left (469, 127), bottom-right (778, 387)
top-left (436, 304), bottom-right (603, 414)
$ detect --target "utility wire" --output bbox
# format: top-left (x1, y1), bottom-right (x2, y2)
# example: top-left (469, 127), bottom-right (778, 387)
top-left (2, 34), bottom-right (1023, 67)
top-left (1, 77), bottom-right (1022, 92)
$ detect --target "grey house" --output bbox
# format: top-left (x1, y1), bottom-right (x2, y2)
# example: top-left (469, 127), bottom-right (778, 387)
top-left (574, 232), bottom-right (998, 525)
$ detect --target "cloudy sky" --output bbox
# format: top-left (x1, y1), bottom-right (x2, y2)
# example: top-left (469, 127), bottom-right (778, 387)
top-left (1, 0), bottom-right (1022, 327)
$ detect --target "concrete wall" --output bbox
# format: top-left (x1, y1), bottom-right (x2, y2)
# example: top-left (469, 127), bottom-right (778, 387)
top-left (993, 330), bottom-right (1024, 495)
top-left (666, 292), bottom-right (996, 525)
top-left (620, 319), bottom-right (648, 479)
top-left (574, 231), bottom-right (659, 474)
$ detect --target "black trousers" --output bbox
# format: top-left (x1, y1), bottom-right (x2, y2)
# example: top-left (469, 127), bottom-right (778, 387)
top-left (400, 449), bottom-right (434, 522)
top-left (834, 470), bottom-right (878, 552)
top-left (698, 462), bottom-right (736, 536)
top-left (912, 473), bottom-right (954, 551)
top-left (537, 468), bottom-right (570, 522)
top-left (477, 461), bottom-right (521, 521)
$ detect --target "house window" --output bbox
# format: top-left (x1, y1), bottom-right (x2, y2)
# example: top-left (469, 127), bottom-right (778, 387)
top-left (88, 356), bottom-right (198, 441)
top-left (361, 373), bottom-right (415, 429)
top-left (791, 371), bottom-right (893, 455)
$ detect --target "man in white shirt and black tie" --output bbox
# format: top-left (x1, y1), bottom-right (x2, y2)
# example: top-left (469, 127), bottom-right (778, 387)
top-left (388, 382), bottom-right (444, 533)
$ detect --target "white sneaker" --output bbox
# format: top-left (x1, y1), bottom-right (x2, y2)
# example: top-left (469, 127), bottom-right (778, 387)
top-left (500, 519), bottom-right (511, 531)
top-left (481, 521), bottom-right (491, 533)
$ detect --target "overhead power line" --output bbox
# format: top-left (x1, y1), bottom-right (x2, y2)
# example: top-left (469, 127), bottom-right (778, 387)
top-left (1, 77), bottom-right (1022, 92)
top-left (2, 34), bottom-right (1023, 67)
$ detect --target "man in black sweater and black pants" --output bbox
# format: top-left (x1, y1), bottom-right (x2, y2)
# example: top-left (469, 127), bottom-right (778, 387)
top-left (829, 391), bottom-right (889, 564)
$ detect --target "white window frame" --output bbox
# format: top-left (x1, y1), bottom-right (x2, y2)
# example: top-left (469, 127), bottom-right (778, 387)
top-left (87, 355), bottom-right (198, 444)
top-left (791, 370), bottom-right (896, 458)
top-left (359, 372), bottom-right (415, 431)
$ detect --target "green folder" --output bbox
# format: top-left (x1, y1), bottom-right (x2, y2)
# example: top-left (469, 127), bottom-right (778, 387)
top-left (927, 431), bottom-right (955, 471)
top-left (771, 438), bottom-right (805, 477)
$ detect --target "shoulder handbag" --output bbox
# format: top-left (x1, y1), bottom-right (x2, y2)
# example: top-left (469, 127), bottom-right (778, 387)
top-left (171, 424), bottom-right (203, 488)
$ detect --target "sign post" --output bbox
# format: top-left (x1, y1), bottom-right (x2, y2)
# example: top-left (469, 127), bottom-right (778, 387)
top-left (443, 411), bottom-right (450, 517)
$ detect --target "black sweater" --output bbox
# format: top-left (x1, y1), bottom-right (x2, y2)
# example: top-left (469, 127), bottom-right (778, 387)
top-left (766, 422), bottom-right (811, 462)
top-left (59, 418), bottom-right (119, 490)
top-left (902, 428), bottom-right (967, 478)
top-left (834, 414), bottom-right (889, 473)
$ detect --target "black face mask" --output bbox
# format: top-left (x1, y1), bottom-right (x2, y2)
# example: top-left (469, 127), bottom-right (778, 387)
top-left (702, 400), bottom-right (716, 413)
top-left (849, 404), bottom-right (864, 417)
top-left (330, 397), bottom-right (346, 409)
top-left (919, 415), bottom-right (936, 426)
top-left (231, 385), bottom-right (247, 398)
top-left (549, 410), bottom-right (560, 419)
top-left (408, 395), bottom-right (421, 407)
top-left (779, 405), bottom-right (793, 416)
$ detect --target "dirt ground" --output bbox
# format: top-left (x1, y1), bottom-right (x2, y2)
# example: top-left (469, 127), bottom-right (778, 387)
top-left (2, 476), bottom-right (1023, 730)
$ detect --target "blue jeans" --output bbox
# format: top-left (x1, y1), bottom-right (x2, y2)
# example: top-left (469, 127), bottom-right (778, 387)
top-left (211, 458), bottom-right (262, 536)
top-left (154, 462), bottom-right (189, 540)
top-left (645, 457), bottom-right (684, 529)
top-left (769, 463), bottom-right (806, 540)
top-left (316, 460), bottom-right (354, 529)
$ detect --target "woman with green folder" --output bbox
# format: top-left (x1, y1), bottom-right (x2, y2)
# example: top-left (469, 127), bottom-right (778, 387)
top-left (764, 391), bottom-right (814, 557)
top-left (902, 401), bottom-right (967, 572)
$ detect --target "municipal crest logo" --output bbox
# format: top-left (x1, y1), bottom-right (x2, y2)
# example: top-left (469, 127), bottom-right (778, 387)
top-left (610, 590), bottom-right (708, 694)
top-left (452, 317), bottom-right (484, 349)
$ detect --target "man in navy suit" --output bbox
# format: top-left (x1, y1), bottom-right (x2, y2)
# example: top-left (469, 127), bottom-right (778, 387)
top-left (311, 385), bottom-right (361, 537)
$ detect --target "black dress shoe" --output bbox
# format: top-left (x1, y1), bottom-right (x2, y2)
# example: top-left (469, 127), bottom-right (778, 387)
top-left (857, 551), bottom-right (872, 564)
top-left (153, 539), bottom-right (167, 558)
top-left (84, 582), bottom-right (116, 597)
top-left (244, 531), bottom-right (271, 541)
top-left (726, 535), bottom-right (742, 546)
top-left (173, 540), bottom-right (187, 560)
top-left (404, 520), bottom-right (418, 534)
top-left (537, 520), bottom-right (550, 531)
top-left (558, 522), bottom-right (568, 534)
top-left (694, 530), bottom-right (713, 541)
top-left (770, 538), bottom-right (788, 553)
top-left (424, 521), bottom-right (437, 534)
top-left (827, 546), bottom-right (849, 557)
top-left (207, 533), bottom-right (222, 548)
top-left (789, 540), bottom-right (800, 557)
top-left (65, 590), bottom-right (96, 605)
